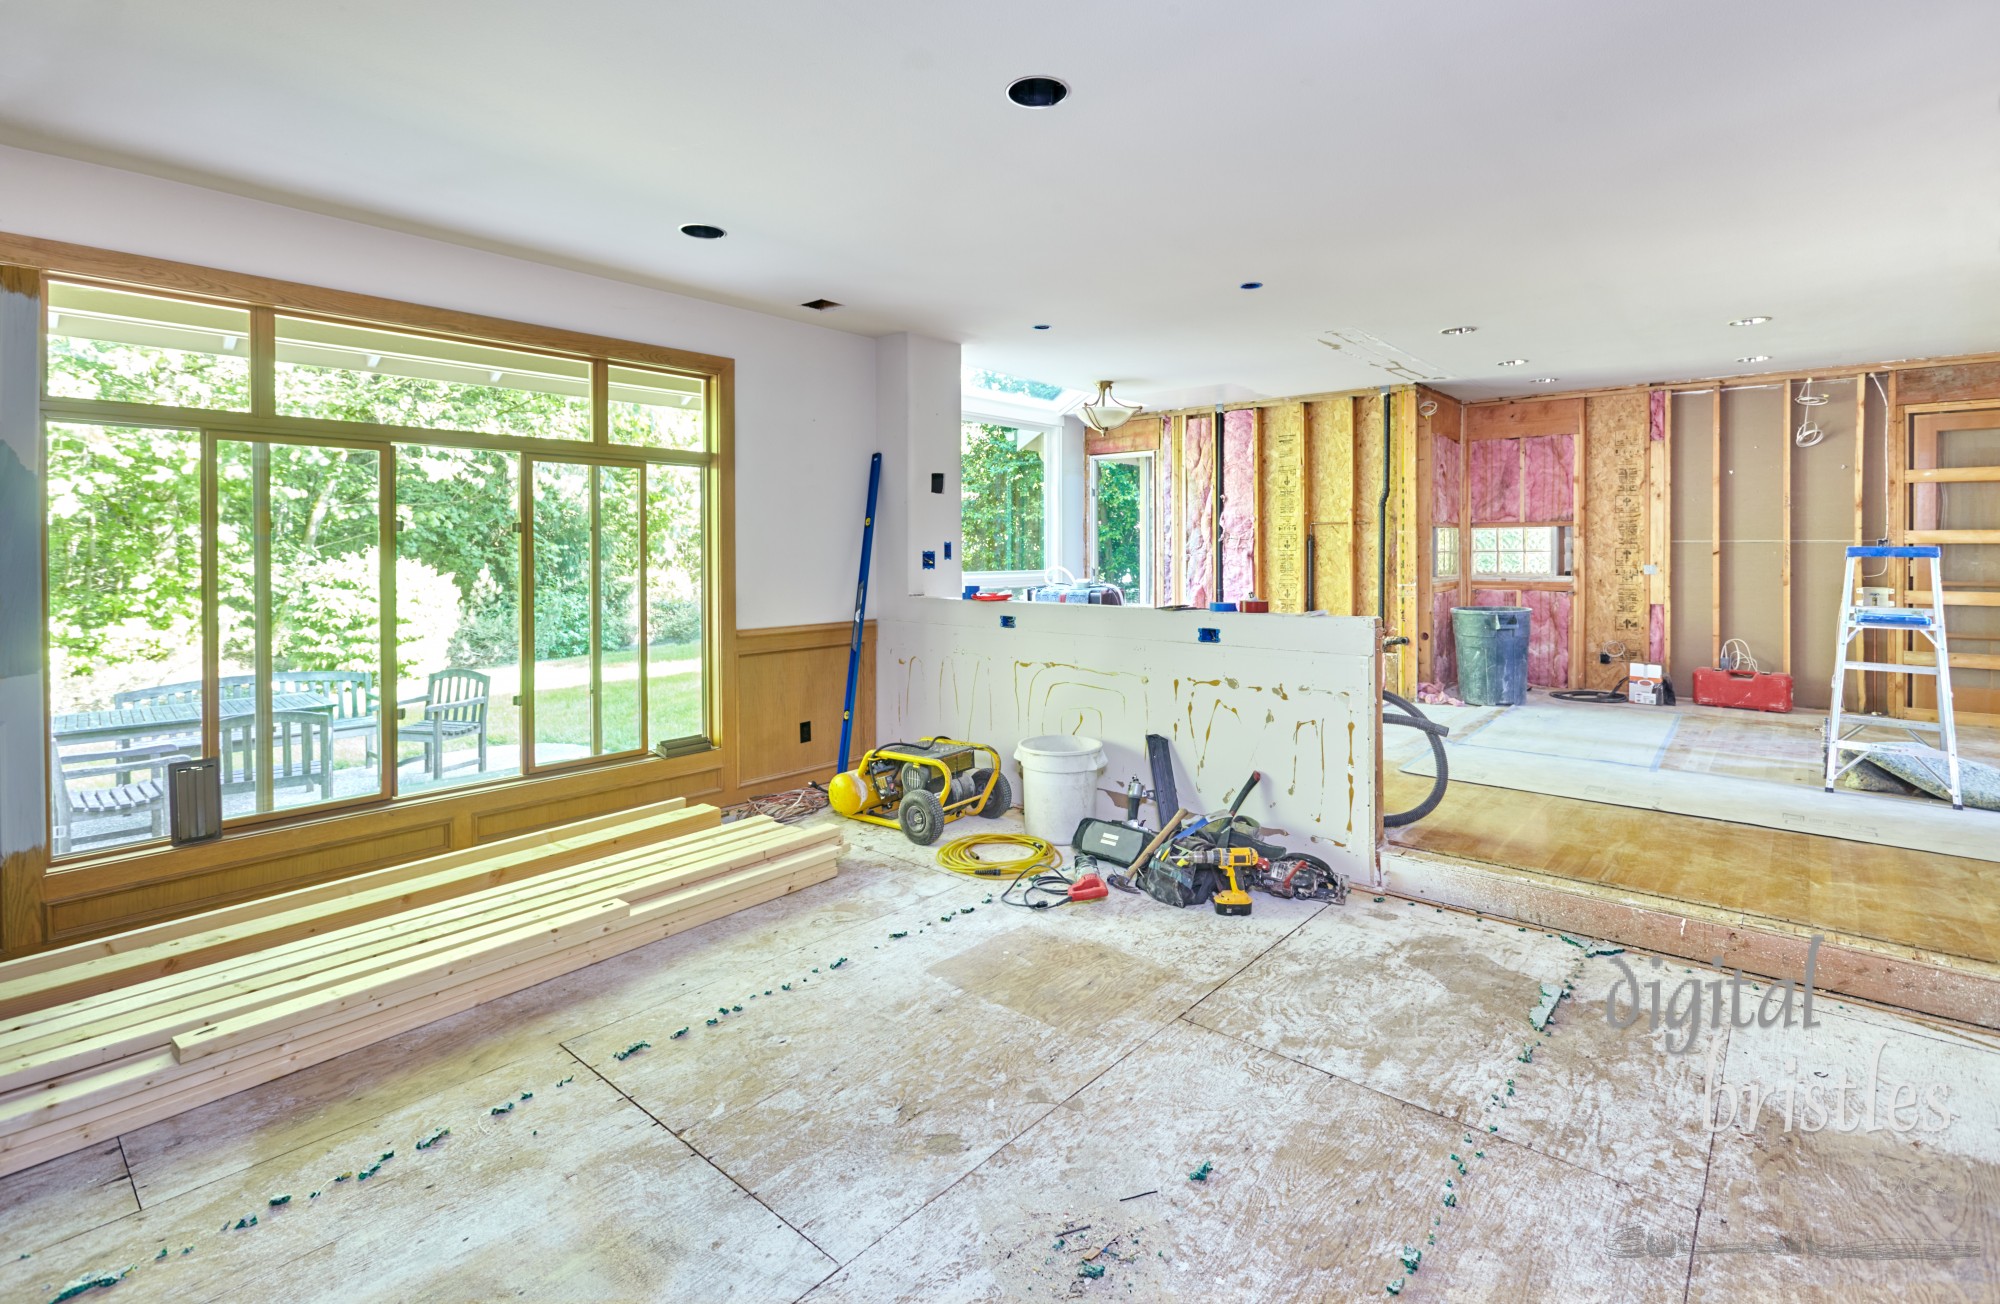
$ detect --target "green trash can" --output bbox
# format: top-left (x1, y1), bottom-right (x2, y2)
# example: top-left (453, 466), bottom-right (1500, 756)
top-left (1452, 606), bottom-right (1530, 706)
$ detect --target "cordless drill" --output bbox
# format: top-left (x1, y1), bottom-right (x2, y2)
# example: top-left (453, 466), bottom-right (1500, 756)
top-left (1173, 843), bottom-right (1263, 916)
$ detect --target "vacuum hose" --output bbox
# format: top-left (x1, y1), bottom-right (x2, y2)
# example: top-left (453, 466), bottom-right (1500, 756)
top-left (1382, 690), bottom-right (1450, 827)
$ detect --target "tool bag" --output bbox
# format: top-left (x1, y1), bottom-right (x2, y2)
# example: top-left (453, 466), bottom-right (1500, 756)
top-left (1136, 849), bottom-right (1227, 909)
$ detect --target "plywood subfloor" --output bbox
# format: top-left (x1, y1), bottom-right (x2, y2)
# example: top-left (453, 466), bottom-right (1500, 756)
top-left (1389, 693), bottom-right (2000, 966)
top-left (4, 813), bottom-right (1997, 1301)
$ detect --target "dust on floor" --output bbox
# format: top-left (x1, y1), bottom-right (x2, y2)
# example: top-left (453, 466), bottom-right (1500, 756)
top-left (3, 812), bottom-right (1996, 1302)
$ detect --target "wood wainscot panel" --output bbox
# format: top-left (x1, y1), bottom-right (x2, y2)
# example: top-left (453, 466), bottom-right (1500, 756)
top-left (733, 621), bottom-right (875, 795)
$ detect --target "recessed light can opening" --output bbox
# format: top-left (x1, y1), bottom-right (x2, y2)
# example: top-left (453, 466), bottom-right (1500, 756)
top-left (1007, 76), bottom-right (1069, 108)
top-left (1032, 324), bottom-right (1051, 330)
top-left (1440, 326), bottom-right (1478, 335)
top-left (1240, 282), bottom-right (1263, 290)
top-left (680, 223), bottom-right (727, 239)
top-left (1738, 355), bottom-right (1771, 364)
top-left (1497, 358), bottom-right (1527, 367)
top-left (1531, 377), bottom-right (1558, 385)
top-left (1729, 316), bottom-right (1772, 326)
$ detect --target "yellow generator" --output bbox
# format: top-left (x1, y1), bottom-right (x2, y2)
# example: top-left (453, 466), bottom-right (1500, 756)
top-left (828, 738), bottom-right (1010, 845)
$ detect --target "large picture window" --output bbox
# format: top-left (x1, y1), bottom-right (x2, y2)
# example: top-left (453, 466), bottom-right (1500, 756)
top-left (41, 274), bottom-right (722, 860)
top-left (960, 419), bottom-right (1050, 582)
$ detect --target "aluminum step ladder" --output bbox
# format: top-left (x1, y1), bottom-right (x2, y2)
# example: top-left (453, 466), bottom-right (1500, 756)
top-left (1823, 544), bottom-right (1962, 808)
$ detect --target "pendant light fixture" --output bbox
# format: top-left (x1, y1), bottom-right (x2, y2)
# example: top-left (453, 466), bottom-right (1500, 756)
top-left (1079, 380), bottom-right (1141, 432)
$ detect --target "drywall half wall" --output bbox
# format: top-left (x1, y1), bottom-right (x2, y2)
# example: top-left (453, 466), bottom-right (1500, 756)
top-left (877, 601), bottom-right (1382, 881)
top-left (0, 144), bottom-right (881, 630)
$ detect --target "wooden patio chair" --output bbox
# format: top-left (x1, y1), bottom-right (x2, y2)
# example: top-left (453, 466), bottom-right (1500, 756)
top-left (273, 669), bottom-right (379, 763)
top-left (400, 669), bottom-right (491, 781)
top-left (51, 741), bottom-right (191, 855)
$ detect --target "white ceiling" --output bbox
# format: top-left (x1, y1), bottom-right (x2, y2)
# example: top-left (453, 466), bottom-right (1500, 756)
top-left (2, 1), bottom-right (1997, 404)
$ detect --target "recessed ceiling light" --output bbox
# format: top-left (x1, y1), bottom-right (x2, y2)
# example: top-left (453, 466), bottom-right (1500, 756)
top-left (1440, 326), bottom-right (1478, 335)
top-left (1497, 359), bottom-right (1527, 367)
top-left (679, 223), bottom-right (726, 239)
top-left (1530, 377), bottom-right (1558, 385)
top-left (1729, 316), bottom-right (1771, 326)
top-left (1032, 324), bottom-right (1051, 331)
top-left (1738, 355), bottom-right (1771, 364)
top-left (1240, 282), bottom-right (1263, 290)
top-left (1007, 76), bottom-right (1069, 108)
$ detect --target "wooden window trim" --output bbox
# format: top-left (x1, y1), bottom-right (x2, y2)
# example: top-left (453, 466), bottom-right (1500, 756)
top-left (17, 231), bottom-right (737, 870)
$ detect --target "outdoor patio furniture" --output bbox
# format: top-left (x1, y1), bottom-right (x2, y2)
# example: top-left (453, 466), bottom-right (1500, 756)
top-left (400, 669), bottom-right (490, 781)
top-left (51, 741), bottom-right (191, 855)
top-left (219, 708), bottom-right (337, 802)
top-left (273, 670), bottom-right (379, 762)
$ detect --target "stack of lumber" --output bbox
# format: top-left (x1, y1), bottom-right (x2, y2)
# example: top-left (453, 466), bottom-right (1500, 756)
top-left (0, 804), bottom-right (839, 1178)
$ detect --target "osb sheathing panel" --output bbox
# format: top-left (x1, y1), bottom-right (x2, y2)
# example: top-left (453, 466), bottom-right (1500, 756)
top-left (1719, 386), bottom-right (1787, 678)
top-left (1390, 390), bottom-right (1420, 694)
top-left (1307, 397), bottom-right (1355, 615)
top-left (1583, 391), bottom-right (1651, 690)
top-left (1669, 391), bottom-right (1715, 687)
top-left (1258, 402), bottom-right (1308, 613)
top-left (1791, 380), bottom-right (1863, 709)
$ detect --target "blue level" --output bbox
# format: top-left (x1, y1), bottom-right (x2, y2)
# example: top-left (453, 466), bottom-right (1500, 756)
top-left (838, 453), bottom-right (882, 773)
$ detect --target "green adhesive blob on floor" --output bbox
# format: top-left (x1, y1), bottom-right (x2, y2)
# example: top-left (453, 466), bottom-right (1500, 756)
top-left (417, 1128), bottom-right (450, 1150)
top-left (614, 1041), bottom-right (652, 1061)
top-left (706, 1017), bottom-right (719, 1026)
top-left (812, 968), bottom-right (820, 973)
top-left (1385, 1276), bottom-right (1405, 1296)
top-left (890, 932), bottom-right (907, 939)
top-left (1474, 1150), bottom-right (1484, 1158)
top-left (380, 1150), bottom-right (394, 1161)
top-left (491, 1101), bottom-right (515, 1115)
top-left (732, 1005), bottom-right (743, 1012)
top-left (718, 1007), bottom-right (730, 1015)
top-left (520, 1092), bottom-right (533, 1101)
top-left (155, 1249), bottom-right (167, 1261)
top-left (335, 1172), bottom-right (352, 1182)
top-left (1400, 1246), bottom-right (1422, 1273)
top-left (49, 1266), bottom-right (135, 1302)
top-left (1188, 1160), bottom-right (1213, 1182)
top-left (1078, 1263), bottom-right (1105, 1279)
top-left (269, 1194), bottom-right (291, 1206)
top-left (1489, 1124), bottom-right (1499, 1133)
top-left (959, 907), bottom-right (974, 915)
top-left (831, 957), bottom-right (847, 968)
top-left (1373, 896), bottom-right (1385, 903)
top-left (557, 1076), bottom-right (574, 1087)
top-left (764, 989), bottom-right (773, 995)
top-left (983, 895), bottom-right (993, 903)
top-left (782, 983), bottom-right (792, 991)
top-left (1442, 1192), bottom-right (1456, 1208)
top-left (235, 1215), bottom-right (259, 1229)
top-left (671, 1027), bottom-right (690, 1039)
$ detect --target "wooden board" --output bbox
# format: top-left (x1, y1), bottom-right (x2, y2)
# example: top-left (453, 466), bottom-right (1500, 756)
top-left (1583, 391), bottom-right (1651, 688)
top-left (1307, 397), bottom-right (1356, 614)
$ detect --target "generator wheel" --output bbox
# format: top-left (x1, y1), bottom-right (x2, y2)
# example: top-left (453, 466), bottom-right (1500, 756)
top-left (899, 790), bottom-right (946, 845)
top-left (975, 771), bottom-right (1012, 818)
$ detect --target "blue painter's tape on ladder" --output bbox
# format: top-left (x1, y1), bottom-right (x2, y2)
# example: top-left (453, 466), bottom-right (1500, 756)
top-left (1847, 545), bottom-right (1941, 559)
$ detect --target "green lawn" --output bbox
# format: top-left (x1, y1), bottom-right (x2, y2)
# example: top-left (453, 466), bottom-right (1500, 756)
top-left (393, 642), bottom-right (705, 757)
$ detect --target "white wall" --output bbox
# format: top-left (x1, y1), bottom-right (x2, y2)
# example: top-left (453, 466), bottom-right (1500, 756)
top-left (878, 600), bottom-right (1382, 882)
top-left (0, 144), bottom-right (882, 631)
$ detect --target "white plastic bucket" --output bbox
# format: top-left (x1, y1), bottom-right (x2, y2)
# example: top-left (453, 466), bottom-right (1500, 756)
top-left (1013, 735), bottom-right (1106, 844)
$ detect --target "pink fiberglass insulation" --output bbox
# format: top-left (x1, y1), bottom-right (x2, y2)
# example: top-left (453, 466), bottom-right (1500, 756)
top-left (1181, 415), bottom-right (1216, 607)
top-left (1156, 420), bottom-right (1175, 603)
top-left (1469, 438), bottom-right (1521, 523)
top-left (1649, 389), bottom-right (1667, 441)
top-left (1431, 433), bottom-right (1462, 526)
top-left (1468, 587), bottom-right (1568, 687)
top-left (1650, 602), bottom-right (1665, 664)
top-left (1432, 588), bottom-right (1459, 687)
top-left (1220, 408), bottom-right (1257, 601)
top-left (1522, 433), bottom-right (1574, 523)
top-left (1524, 590), bottom-right (1571, 687)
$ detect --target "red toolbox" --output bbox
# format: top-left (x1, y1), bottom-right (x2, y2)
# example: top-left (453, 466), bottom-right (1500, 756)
top-left (1691, 666), bottom-right (1794, 713)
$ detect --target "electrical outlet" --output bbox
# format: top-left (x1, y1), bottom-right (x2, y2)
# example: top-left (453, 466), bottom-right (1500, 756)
top-left (943, 541), bottom-right (952, 559)
top-left (930, 472), bottom-right (945, 494)
top-left (1198, 627), bottom-right (1221, 643)
top-left (921, 550), bottom-right (935, 570)
top-left (798, 721), bottom-right (812, 743)
top-left (1001, 614), bottom-right (1016, 628)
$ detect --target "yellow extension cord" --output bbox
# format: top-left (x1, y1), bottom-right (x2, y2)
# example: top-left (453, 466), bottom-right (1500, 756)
top-left (935, 831), bottom-right (1061, 876)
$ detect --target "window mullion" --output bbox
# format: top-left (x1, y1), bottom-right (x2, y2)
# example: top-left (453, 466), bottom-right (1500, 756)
top-left (250, 307), bottom-right (275, 417)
